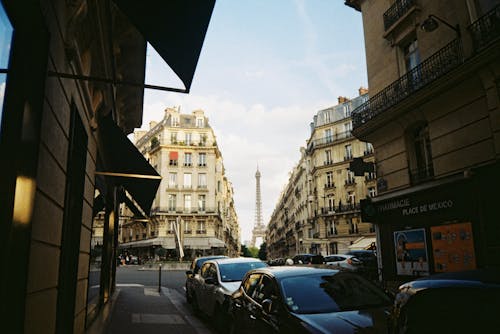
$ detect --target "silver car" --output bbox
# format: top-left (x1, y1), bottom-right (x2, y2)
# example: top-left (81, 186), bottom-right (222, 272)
top-left (190, 257), bottom-right (267, 331)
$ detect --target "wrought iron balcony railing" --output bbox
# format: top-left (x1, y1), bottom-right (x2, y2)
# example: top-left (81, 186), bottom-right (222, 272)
top-left (469, 4), bottom-right (500, 51)
top-left (352, 39), bottom-right (463, 129)
top-left (383, 0), bottom-right (416, 31)
top-left (308, 131), bottom-right (353, 151)
top-left (409, 163), bottom-right (434, 185)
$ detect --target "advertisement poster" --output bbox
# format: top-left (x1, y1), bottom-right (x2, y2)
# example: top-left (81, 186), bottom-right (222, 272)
top-left (431, 222), bottom-right (476, 272)
top-left (394, 228), bottom-right (429, 276)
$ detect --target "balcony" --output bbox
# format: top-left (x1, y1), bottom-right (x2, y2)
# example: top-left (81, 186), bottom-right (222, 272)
top-left (469, 4), bottom-right (500, 52)
top-left (324, 182), bottom-right (335, 189)
top-left (383, 0), bottom-right (416, 31)
top-left (308, 131), bottom-right (353, 152)
top-left (352, 39), bottom-right (463, 129)
top-left (345, 179), bottom-right (356, 186)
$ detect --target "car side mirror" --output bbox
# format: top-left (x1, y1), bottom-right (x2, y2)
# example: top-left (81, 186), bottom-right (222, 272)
top-left (261, 298), bottom-right (273, 314)
top-left (205, 277), bottom-right (217, 285)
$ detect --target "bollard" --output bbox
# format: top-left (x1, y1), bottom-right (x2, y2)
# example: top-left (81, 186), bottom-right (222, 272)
top-left (158, 263), bottom-right (162, 293)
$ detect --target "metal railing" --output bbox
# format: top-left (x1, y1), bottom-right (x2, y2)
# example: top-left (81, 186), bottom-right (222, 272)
top-left (409, 163), bottom-right (434, 185)
top-left (308, 131), bottom-right (353, 151)
top-left (353, 39), bottom-right (463, 128)
top-left (469, 4), bottom-right (500, 51)
top-left (383, 0), bottom-right (416, 31)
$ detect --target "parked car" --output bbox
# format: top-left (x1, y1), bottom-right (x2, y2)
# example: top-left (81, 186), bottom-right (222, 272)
top-left (391, 268), bottom-right (500, 334)
top-left (185, 255), bottom-right (228, 303)
top-left (190, 257), bottom-right (268, 332)
top-left (230, 266), bottom-right (393, 333)
top-left (345, 250), bottom-right (377, 278)
top-left (292, 253), bottom-right (324, 265)
top-left (324, 254), bottom-right (361, 270)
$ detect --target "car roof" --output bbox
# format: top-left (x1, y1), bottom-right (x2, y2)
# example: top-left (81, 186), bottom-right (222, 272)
top-left (195, 255), bottom-right (228, 261)
top-left (246, 266), bottom-right (338, 279)
top-left (209, 257), bottom-right (265, 265)
top-left (400, 268), bottom-right (500, 290)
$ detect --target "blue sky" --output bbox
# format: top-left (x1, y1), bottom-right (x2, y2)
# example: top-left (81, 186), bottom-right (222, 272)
top-left (140, 0), bottom-right (367, 244)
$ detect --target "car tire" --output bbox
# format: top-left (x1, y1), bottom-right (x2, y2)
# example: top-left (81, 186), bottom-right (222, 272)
top-left (185, 286), bottom-right (192, 303)
top-left (191, 294), bottom-right (200, 314)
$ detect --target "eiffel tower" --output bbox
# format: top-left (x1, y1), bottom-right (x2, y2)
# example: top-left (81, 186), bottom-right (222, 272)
top-left (251, 167), bottom-right (266, 247)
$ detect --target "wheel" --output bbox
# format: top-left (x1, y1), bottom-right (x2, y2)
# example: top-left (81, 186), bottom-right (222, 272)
top-left (191, 294), bottom-right (200, 314)
top-left (185, 286), bottom-right (192, 303)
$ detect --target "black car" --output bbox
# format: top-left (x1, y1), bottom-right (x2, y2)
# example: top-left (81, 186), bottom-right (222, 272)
top-left (391, 268), bottom-right (500, 334)
top-left (229, 266), bottom-right (393, 333)
top-left (185, 255), bottom-right (228, 303)
top-left (292, 254), bottom-right (324, 265)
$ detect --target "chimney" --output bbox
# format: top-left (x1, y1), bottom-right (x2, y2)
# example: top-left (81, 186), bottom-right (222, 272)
top-left (358, 86), bottom-right (369, 96)
top-left (338, 96), bottom-right (350, 104)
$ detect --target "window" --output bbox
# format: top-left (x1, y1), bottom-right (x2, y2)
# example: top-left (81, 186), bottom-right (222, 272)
top-left (243, 273), bottom-right (262, 296)
top-left (198, 173), bottom-right (207, 188)
top-left (323, 110), bottom-right (331, 124)
top-left (368, 187), bottom-right (376, 198)
top-left (346, 170), bottom-right (355, 184)
top-left (196, 117), bottom-right (204, 127)
top-left (183, 173), bottom-right (192, 188)
top-left (168, 173), bottom-right (177, 188)
top-left (171, 132), bottom-right (178, 144)
top-left (184, 152), bottom-right (192, 166)
top-left (0, 4), bottom-right (12, 126)
top-left (343, 105), bottom-right (351, 118)
top-left (325, 150), bottom-right (332, 164)
top-left (171, 116), bottom-right (179, 127)
top-left (199, 152), bottom-right (206, 166)
top-left (198, 195), bottom-right (206, 211)
top-left (347, 191), bottom-right (355, 206)
top-left (197, 220), bottom-right (206, 233)
top-left (327, 195), bottom-right (335, 212)
top-left (169, 151), bottom-right (178, 166)
top-left (185, 133), bottom-right (192, 145)
top-left (344, 122), bottom-right (352, 133)
top-left (184, 221), bottom-right (191, 234)
top-left (365, 142), bottom-right (374, 155)
top-left (325, 129), bottom-right (333, 143)
top-left (168, 194), bottom-right (177, 211)
top-left (403, 38), bottom-right (420, 72)
top-left (407, 122), bottom-right (434, 184)
top-left (344, 144), bottom-right (353, 160)
top-left (326, 171), bottom-right (334, 188)
top-left (184, 194), bottom-right (192, 212)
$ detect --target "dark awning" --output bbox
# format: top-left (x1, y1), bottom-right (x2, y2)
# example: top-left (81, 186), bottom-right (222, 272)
top-left (112, 0), bottom-right (216, 92)
top-left (97, 114), bottom-right (161, 216)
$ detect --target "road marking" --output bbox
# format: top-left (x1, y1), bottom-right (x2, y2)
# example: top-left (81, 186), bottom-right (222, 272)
top-left (131, 313), bottom-right (185, 324)
top-left (162, 287), bottom-right (212, 334)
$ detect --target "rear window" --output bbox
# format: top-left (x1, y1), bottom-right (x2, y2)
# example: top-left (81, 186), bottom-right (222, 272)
top-left (219, 261), bottom-right (267, 282)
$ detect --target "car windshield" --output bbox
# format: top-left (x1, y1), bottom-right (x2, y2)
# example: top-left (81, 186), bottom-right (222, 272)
top-left (280, 272), bottom-right (392, 314)
top-left (218, 262), bottom-right (267, 282)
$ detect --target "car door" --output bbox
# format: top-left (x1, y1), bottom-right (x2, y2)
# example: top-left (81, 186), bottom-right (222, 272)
top-left (232, 273), bottom-right (262, 334)
top-left (198, 262), bottom-right (217, 314)
top-left (251, 275), bottom-right (281, 334)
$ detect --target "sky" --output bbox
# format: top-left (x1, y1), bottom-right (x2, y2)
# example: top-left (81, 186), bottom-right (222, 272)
top-left (139, 0), bottom-right (367, 245)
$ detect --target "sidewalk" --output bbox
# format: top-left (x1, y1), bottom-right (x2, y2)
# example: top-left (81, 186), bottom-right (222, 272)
top-left (87, 285), bottom-right (213, 334)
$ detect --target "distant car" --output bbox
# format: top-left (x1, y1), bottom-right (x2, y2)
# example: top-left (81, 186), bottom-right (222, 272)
top-left (190, 257), bottom-right (268, 332)
top-left (324, 254), bottom-right (361, 270)
top-left (185, 255), bottom-right (228, 303)
top-left (292, 253), bottom-right (324, 265)
top-left (345, 250), bottom-right (377, 278)
top-left (391, 268), bottom-right (500, 334)
top-left (229, 266), bottom-right (393, 334)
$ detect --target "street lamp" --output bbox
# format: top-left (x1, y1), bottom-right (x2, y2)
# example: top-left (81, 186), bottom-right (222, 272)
top-left (420, 14), bottom-right (460, 36)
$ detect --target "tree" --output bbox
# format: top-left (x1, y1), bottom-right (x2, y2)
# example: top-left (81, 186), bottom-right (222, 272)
top-left (258, 242), bottom-right (267, 261)
top-left (240, 244), bottom-right (252, 257)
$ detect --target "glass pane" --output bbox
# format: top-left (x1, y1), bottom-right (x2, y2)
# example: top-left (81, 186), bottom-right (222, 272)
top-left (0, 3), bottom-right (13, 126)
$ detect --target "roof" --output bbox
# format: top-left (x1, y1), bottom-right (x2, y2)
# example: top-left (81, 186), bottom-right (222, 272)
top-left (251, 266), bottom-right (338, 279)
top-left (211, 257), bottom-right (265, 265)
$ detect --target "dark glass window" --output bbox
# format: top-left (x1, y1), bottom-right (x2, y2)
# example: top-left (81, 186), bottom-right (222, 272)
top-left (0, 4), bottom-right (13, 126)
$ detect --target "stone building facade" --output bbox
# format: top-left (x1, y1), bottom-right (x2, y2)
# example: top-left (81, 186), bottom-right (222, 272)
top-left (267, 92), bottom-right (377, 259)
top-left (346, 0), bottom-right (500, 288)
top-left (121, 107), bottom-right (240, 259)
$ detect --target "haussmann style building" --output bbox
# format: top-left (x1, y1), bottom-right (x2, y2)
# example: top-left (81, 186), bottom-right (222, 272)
top-left (267, 91), bottom-right (378, 259)
top-left (345, 0), bottom-right (500, 289)
top-left (119, 107), bottom-right (241, 259)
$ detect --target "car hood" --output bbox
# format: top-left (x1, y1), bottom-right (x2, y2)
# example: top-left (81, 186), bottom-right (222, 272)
top-left (294, 308), bottom-right (390, 334)
top-left (219, 281), bottom-right (241, 294)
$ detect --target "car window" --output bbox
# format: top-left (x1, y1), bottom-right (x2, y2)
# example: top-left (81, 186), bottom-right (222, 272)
top-left (253, 275), bottom-right (279, 304)
top-left (218, 261), bottom-right (267, 282)
top-left (200, 263), bottom-right (212, 278)
top-left (280, 272), bottom-right (392, 314)
top-left (243, 273), bottom-right (262, 296)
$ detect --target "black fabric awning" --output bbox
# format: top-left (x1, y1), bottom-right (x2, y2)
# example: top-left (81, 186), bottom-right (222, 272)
top-left (112, 0), bottom-right (216, 92)
top-left (97, 114), bottom-right (161, 216)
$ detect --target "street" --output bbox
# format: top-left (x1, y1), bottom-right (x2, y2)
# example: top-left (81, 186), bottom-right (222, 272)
top-left (107, 265), bottom-right (217, 334)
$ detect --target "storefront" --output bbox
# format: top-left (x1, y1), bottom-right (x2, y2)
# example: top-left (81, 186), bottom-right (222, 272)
top-left (361, 164), bottom-right (500, 289)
